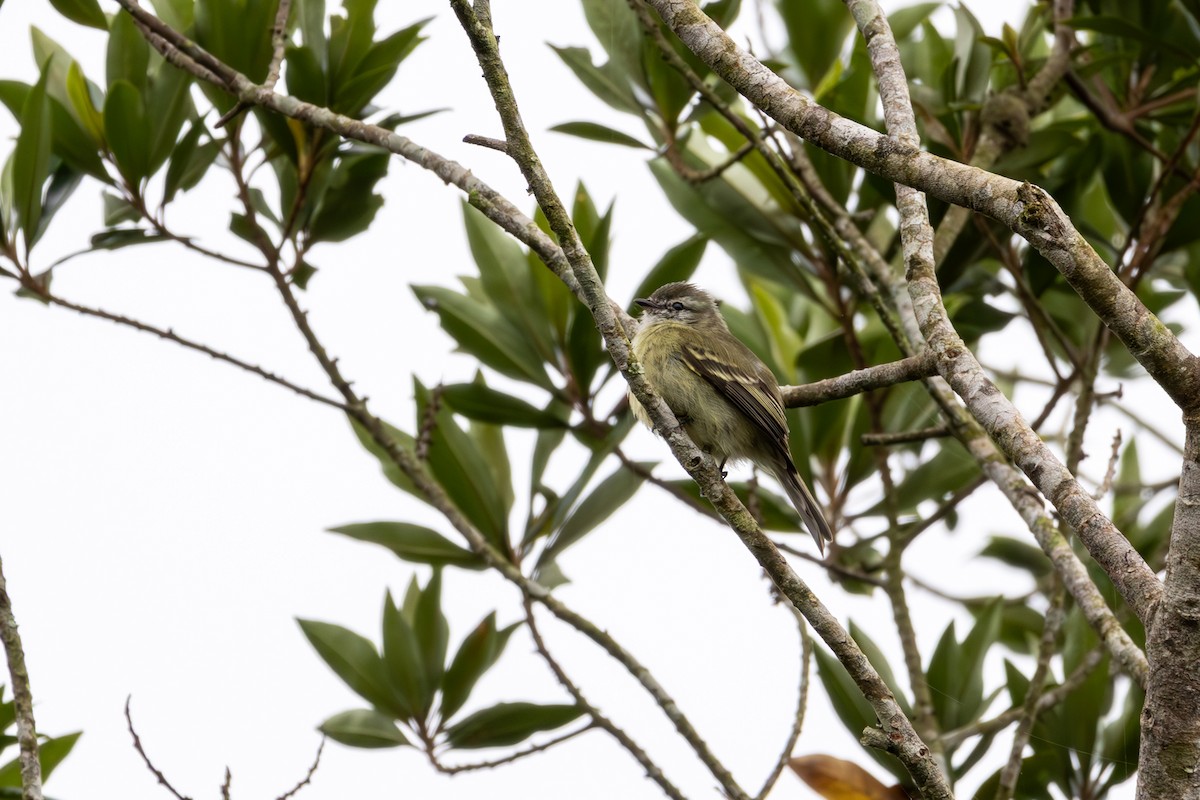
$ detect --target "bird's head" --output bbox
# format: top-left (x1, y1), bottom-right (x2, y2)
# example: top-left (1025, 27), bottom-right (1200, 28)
top-left (634, 282), bottom-right (725, 330)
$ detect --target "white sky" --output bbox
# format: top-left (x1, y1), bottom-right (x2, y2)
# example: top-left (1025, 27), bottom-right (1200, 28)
top-left (0, 1), bottom-right (1159, 798)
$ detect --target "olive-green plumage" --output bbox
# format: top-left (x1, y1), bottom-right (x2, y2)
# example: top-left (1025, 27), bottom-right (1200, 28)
top-left (630, 282), bottom-right (833, 553)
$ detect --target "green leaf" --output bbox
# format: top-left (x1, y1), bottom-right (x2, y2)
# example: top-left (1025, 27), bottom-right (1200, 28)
top-left (630, 235), bottom-right (708, 311)
top-left (778, 0), bottom-right (855, 87)
top-left (540, 464), bottom-right (647, 563)
top-left (440, 614), bottom-right (518, 721)
top-left (308, 151), bottom-right (389, 243)
top-left (49, 0), bottom-right (107, 28)
top-left (90, 228), bottom-right (170, 250)
top-left (462, 202), bottom-right (558, 367)
top-left (65, 60), bottom-right (104, 145)
top-left (414, 570), bottom-right (450, 696)
top-left (550, 121), bottom-right (650, 149)
top-left (813, 647), bottom-right (909, 784)
top-left (296, 0), bottom-right (327, 63)
top-left (12, 68), bottom-right (52, 253)
top-left (328, 522), bottom-right (483, 569)
top-left (550, 45), bottom-right (642, 115)
top-left (979, 536), bottom-right (1052, 578)
top-left (412, 285), bottom-right (554, 390)
top-left (0, 731), bottom-right (81, 786)
top-left (149, 0), bottom-right (194, 31)
top-left (297, 619), bottom-right (402, 715)
top-left (444, 702), bottom-right (582, 750)
top-left (104, 80), bottom-right (151, 185)
top-left (145, 62), bottom-right (194, 175)
top-left (926, 600), bottom-right (1002, 734)
top-left (441, 383), bottom-right (568, 429)
top-left (285, 45), bottom-right (328, 106)
top-left (381, 591), bottom-right (426, 718)
top-left (335, 19), bottom-right (429, 115)
top-left (107, 10), bottom-right (150, 91)
top-left (414, 380), bottom-right (510, 548)
top-left (319, 709), bottom-right (410, 748)
top-left (164, 121), bottom-right (219, 203)
top-left (347, 416), bottom-right (421, 498)
top-left (848, 622), bottom-right (912, 718)
top-left (31, 164), bottom-right (82, 248)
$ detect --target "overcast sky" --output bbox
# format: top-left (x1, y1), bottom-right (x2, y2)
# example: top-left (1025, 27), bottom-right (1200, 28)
top-left (0, 2), bottom-right (1156, 799)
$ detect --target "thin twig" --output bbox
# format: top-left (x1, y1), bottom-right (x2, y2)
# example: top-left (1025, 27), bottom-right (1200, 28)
top-left (942, 646), bottom-right (1105, 748)
top-left (0, 556), bottom-right (43, 800)
top-left (773, 541), bottom-right (886, 587)
top-left (754, 610), bottom-right (811, 800)
top-left (275, 737), bottom-right (325, 800)
top-left (126, 697), bottom-right (193, 800)
top-left (615, 447), bottom-right (711, 515)
top-left (430, 724), bottom-right (593, 775)
top-left (462, 134), bottom-right (509, 154)
top-left (996, 581), bottom-right (1066, 800)
top-left (1092, 430), bottom-right (1123, 501)
top-left (217, 0), bottom-right (292, 127)
top-left (23, 286), bottom-right (347, 411)
top-left (860, 426), bottom-right (950, 446)
top-left (521, 599), bottom-right (687, 800)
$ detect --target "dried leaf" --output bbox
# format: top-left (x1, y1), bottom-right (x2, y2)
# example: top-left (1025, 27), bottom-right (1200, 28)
top-left (789, 755), bottom-right (910, 800)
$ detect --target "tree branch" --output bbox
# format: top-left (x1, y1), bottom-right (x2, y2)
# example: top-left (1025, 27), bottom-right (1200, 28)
top-left (780, 354), bottom-right (937, 407)
top-left (521, 599), bottom-right (686, 800)
top-left (449, 4), bottom-right (950, 797)
top-left (641, 0), bottom-right (1166, 628)
top-left (0, 556), bottom-right (43, 800)
top-left (644, 0), bottom-right (1200, 416)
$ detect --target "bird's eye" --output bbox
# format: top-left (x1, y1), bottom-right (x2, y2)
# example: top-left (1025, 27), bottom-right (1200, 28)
top-left (671, 302), bottom-right (685, 311)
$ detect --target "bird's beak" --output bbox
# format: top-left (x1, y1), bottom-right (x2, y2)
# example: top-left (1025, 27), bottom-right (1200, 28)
top-left (634, 298), bottom-right (654, 309)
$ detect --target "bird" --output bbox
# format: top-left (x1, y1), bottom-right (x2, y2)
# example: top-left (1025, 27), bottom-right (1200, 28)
top-left (629, 282), bottom-right (833, 553)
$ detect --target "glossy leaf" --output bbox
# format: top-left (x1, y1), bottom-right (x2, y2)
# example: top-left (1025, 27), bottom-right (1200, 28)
top-left (462, 203), bottom-right (558, 365)
top-left (12, 68), bottom-right (52, 252)
top-left (443, 702), bottom-right (582, 750)
top-left (551, 46), bottom-right (642, 115)
top-left (145, 62), bottom-right (194, 175)
top-left (381, 591), bottom-right (427, 718)
top-left (308, 151), bottom-right (389, 243)
top-left (414, 570), bottom-right (450, 698)
top-left (106, 10), bottom-right (150, 91)
top-left (550, 121), bottom-right (650, 149)
top-left (328, 522), bottom-right (482, 569)
top-left (413, 380), bottom-right (510, 548)
top-left (813, 647), bottom-right (908, 784)
top-left (334, 19), bottom-right (429, 115)
top-left (412, 285), bottom-right (554, 390)
top-left (164, 121), bottom-right (220, 203)
top-left (630, 235), bottom-right (708, 312)
top-left (103, 80), bottom-right (151, 185)
top-left (540, 464), bottom-right (648, 563)
top-left (297, 618), bottom-right (402, 716)
top-left (0, 731), bottom-right (80, 786)
top-left (31, 164), bottom-right (82, 248)
top-left (440, 614), bottom-right (519, 721)
top-left (49, 0), bottom-right (107, 29)
top-left (90, 228), bottom-right (170, 250)
top-left (441, 383), bottom-right (569, 429)
top-left (848, 623), bottom-right (912, 718)
top-left (319, 709), bottom-right (410, 749)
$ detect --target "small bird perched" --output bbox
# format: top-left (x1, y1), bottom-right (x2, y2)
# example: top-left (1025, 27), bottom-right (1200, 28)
top-left (629, 282), bottom-right (833, 554)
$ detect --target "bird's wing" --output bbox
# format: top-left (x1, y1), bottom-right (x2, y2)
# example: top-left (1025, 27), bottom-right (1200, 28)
top-left (680, 341), bottom-right (789, 444)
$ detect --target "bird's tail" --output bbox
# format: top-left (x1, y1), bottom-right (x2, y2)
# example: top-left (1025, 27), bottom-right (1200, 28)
top-left (772, 460), bottom-right (833, 555)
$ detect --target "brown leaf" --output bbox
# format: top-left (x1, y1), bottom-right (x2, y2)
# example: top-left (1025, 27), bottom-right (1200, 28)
top-left (789, 754), bottom-right (910, 800)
